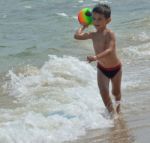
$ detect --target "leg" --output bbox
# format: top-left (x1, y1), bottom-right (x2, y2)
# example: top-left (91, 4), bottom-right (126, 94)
top-left (97, 69), bottom-right (114, 113)
top-left (111, 69), bottom-right (122, 113)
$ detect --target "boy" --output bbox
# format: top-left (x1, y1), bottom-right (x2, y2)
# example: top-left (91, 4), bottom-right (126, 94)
top-left (74, 3), bottom-right (122, 115)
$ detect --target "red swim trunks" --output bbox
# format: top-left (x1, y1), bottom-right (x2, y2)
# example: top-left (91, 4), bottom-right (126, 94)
top-left (97, 63), bottom-right (121, 79)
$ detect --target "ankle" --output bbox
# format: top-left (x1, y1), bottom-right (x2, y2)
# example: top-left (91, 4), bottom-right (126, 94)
top-left (115, 100), bottom-right (121, 114)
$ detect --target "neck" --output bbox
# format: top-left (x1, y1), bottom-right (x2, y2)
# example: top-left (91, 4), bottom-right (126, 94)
top-left (97, 27), bottom-right (106, 32)
top-left (97, 26), bottom-right (106, 32)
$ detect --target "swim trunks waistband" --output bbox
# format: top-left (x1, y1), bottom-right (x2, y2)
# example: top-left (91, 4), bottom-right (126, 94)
top-left (97, 63), bottom-right (122, 71)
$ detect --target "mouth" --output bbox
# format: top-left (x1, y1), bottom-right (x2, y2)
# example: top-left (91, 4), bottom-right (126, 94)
top-left (94, 25), bottom-right (100, 28)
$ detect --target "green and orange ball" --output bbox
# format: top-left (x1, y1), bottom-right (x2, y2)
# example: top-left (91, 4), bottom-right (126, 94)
top-left (78, 8), bottom-right (93, 26)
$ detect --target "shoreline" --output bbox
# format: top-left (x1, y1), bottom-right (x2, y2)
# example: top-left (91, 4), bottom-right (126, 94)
top-left (65, 111), bottom-right (150, 143)
top-left (65, 114), bottom-right (134, 143)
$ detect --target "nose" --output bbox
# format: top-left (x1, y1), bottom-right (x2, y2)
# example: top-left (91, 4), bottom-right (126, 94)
top-left (93, 20), bottom-right (99, 25)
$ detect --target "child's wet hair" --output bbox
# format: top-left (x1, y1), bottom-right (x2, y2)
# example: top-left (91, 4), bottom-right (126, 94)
top-left (92, 3), bottom-right (111, 19)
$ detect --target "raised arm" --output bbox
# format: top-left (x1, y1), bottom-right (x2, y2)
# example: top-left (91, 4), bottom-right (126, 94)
top-left (74, 26), bottom-right (93, 40)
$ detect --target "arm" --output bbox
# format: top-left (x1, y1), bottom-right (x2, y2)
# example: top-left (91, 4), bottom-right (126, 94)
top-left (74, 26), bottom-right (93, 40)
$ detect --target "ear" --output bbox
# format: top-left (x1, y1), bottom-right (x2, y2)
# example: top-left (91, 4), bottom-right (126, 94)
top-left (107, 18), bottom-right (111, 24)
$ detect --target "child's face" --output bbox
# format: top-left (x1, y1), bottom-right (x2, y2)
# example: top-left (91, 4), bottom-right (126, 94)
top-left (92, 12), bottom-right (110, 30)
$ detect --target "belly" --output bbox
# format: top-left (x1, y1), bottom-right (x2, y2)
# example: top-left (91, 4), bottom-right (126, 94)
top-left (97, 55), bottom-right (121, 68)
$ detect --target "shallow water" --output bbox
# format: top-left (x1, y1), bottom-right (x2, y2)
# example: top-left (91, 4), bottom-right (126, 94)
top-left (0, 0), bottom-right (150, 142)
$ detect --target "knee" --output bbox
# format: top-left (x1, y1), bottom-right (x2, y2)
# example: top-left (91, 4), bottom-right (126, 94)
top-left (112, 89), bottom-right (121, 99)
top-left (100, 88), bottom-right (109, 96)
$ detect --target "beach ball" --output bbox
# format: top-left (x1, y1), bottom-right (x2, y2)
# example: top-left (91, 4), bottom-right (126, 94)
top-left (78, 8), bottom-right (92, 26)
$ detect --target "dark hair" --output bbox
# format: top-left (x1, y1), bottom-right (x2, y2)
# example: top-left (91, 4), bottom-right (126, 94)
top-left (92, 3), bottom-right (111, 19)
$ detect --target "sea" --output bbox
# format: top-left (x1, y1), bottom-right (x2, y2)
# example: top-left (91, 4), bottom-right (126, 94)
top-left (0, 0), bottom-right (150, 143)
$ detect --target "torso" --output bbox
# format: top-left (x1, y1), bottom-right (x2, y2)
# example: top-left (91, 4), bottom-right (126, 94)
top-left (91, 29), bottom-right (121, 68)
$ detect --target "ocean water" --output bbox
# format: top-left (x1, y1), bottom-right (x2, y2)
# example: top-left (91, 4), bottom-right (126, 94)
top-left (0, 0), bottom-right (150, 142)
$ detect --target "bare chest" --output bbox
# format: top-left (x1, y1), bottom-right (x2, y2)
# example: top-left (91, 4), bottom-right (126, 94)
top-left (92, 35), bottom-right (106, 53)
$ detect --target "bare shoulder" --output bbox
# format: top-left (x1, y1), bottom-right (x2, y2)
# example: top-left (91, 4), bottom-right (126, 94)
top-left (105, 29), bottom-right (116, 40)
top-left (105, 29), bottom-right (116, 48)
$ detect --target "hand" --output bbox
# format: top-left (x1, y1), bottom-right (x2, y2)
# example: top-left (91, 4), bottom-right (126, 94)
top-left (87, 55), bottom-right (97, 63)
top-left (82, 24), bottom-right (88, 30)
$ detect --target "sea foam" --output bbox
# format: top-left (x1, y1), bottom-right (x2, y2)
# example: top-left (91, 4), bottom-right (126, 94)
top-left (1, 55), bottom-right (113, 143)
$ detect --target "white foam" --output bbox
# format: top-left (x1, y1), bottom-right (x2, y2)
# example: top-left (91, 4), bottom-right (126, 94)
top-left (132, 32), bottom-right (150, 42)
top-left (78, 0), bottom-right (84, 3)
top-left (56, 13), bottom-right (68, 17)
top-left (2, 14), bottom-right (7, 19)
top-left (92, 0), bottom-right (109, 3)
top-left (1, 55), bottom-right (113, 143)
top-left (24, 5), bottom-right (32, 9)
top-left (122, 78), bottom-right (142, 91)
top-left (123, 42), bottom-right (150, 59)
top-left (72, 16), bottom-right (78, 20)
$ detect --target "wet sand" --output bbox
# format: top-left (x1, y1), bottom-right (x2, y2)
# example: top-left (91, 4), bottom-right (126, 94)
top-left (65, 92), bottom-right (150, 143)
top-left (65, 110), bottom-right (150, 143)
top-left (65, 115), bottom-right (134, 143)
